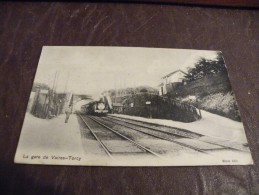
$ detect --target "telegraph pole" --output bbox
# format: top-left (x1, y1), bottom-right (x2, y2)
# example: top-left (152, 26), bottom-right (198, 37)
top-left (64, 72), bottom-right (70, 93)
top-left (52, 71), bottom-right (58, 92)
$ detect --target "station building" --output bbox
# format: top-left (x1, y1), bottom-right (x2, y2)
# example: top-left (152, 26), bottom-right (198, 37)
top-left (159, 69), bottom-right (187, 96)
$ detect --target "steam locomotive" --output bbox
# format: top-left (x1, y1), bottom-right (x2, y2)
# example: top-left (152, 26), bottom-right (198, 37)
top-left (81, 96), bottom-right (111, 116)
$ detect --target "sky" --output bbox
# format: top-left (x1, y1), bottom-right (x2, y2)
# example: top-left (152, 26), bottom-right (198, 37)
top-left (34, 46), bottom-right (219, 96)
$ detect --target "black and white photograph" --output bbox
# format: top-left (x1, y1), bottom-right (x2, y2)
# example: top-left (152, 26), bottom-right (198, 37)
top-left (15, 46), bottom-right (253, 166)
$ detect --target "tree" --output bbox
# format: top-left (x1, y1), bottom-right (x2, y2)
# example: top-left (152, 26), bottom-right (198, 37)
top-left (76, 94), bottom-right (92, 100)
top-left (140, 88), bottom-right (148, 93)
top-left (184, 52), bottom-right (227, 82)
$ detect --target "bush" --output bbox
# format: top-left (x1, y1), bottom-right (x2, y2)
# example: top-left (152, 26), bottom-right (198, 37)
top-left (122, 94), bottom-right (200, 122)
top-left (180, 92), bottom-right (241, 121)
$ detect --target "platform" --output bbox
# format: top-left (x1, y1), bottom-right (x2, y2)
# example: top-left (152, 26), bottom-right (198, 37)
top-left (15, 113), bottom-right (84, 162)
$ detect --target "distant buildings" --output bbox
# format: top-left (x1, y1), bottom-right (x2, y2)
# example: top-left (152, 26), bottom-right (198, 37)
top-left (29, 87), bottom-right (73, 119)
top-left (159, 69), bottom-right (187, 96)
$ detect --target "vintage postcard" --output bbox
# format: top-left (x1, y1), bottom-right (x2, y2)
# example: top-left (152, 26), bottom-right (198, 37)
top-left (15, 46), bottom-right (253, 166)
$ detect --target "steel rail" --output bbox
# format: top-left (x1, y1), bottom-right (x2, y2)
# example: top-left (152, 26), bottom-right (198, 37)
top-left (107, 115), bottom-right (248, 153)
top-left (78, 114), bottom-right (113, 159)
top-left (102, 116), bottom-right (209, 154)
top-left (87, 116), bottom-right (163, 158)
top-left (107, 115), bottom-right (197, 138)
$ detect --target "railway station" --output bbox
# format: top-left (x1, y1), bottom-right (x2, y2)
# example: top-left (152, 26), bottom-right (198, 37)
top-left (15, 47), bottom-right (253, 166)
top-left (16, 90), bottom-right (250, 165)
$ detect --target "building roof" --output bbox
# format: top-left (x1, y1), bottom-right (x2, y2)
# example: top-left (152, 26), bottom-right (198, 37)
top-left (161, 69), bottom-right (187, 79)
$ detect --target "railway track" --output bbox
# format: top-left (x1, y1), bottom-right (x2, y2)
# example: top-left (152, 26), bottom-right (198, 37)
top-left (100, 116), bottom-right (209, 154)
top-left (105, 115), bottom-right (249, 153)
top-left (78, 113), bottom-right (249, 160)
top-left (100, 116), bottom-right (224, 154)
top-left (78, 114), bottom-right (162, 159)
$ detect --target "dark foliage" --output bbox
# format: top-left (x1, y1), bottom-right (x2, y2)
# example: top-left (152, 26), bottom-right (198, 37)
top-left (184, 52), bottom-right (227, 82)
top-left (122, 94), bottom-right (200, 122)
top-left (107, 86), bottom-right (158, 97)
top-left (140, 88), bottom-right (148, 93)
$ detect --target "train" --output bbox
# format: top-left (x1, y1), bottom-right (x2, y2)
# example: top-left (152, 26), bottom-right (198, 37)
top-left (81, 95), bottom-right (112, 116)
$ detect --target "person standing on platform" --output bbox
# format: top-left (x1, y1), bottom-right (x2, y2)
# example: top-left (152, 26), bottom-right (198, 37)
top-left (65, 106), bottom-right (72, 123)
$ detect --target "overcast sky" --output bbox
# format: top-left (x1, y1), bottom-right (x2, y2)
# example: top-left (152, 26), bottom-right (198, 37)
top-left (34, 46), bottom-right (219, 96)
